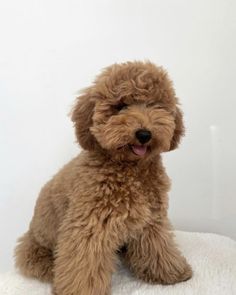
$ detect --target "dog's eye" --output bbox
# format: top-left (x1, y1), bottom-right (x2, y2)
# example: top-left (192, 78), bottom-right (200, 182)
top-left (147, 102), bottom-right (162, 109)
top-left (147, 102), bottom-right (156, 107)
top-left (114, 103), bottom-right (128, 111)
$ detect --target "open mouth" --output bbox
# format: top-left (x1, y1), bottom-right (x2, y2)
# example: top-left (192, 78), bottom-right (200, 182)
top-left (130, 144), bottom-right (147, 156)
top-left (117, 144), bottom-right (149, 156)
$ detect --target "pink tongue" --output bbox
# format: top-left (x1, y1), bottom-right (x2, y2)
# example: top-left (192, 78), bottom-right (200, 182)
top-left (131, 145), bottom-right (147, 156)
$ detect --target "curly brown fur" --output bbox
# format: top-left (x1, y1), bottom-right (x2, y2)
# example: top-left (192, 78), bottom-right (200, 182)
top-left (15, 61), bottom-right (192, 295)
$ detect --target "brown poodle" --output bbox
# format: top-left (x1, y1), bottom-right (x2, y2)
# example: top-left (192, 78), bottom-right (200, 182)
top-left (15, 61), bottom-right (192, 295)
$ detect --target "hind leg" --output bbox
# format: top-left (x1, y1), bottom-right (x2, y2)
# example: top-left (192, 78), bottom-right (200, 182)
top-left (14, 231), bottom-right (54, 282)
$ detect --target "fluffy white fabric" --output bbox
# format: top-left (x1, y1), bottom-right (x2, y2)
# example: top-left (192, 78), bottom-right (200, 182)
top-left (0, 231), bottom-right (235, 295)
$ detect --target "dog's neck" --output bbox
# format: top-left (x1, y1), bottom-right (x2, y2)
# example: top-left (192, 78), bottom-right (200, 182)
top-left (82, 149), bottom-right (163, 175)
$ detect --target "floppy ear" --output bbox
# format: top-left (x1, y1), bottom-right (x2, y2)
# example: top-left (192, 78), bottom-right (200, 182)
top-left (71, 90), bottom-right (97, 150)
top-left (169, 106), bottom-right (185, 151)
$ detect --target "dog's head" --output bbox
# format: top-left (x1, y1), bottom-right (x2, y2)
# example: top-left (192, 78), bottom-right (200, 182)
top-left (71, 61), bottom-right (184, 161)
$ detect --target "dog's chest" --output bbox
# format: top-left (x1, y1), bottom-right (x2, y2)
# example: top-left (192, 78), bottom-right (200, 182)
top-left (77, 159), bottom-right (169, 236)
top-left (94, 166), bottom-right (163, 231)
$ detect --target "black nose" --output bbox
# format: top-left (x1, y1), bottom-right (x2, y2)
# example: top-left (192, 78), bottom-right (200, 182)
top-left (135, 129), bottom-right (152, 144)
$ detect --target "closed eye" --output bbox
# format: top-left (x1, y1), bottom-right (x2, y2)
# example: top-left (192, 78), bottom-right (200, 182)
top-left (147, 102), bottom-right (162, 108)
top-left (114, 102), bottom-right (128, 111)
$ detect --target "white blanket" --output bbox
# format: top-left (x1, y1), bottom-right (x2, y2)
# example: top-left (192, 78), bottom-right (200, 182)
top-left (0, 231), bottom-right (235, 295)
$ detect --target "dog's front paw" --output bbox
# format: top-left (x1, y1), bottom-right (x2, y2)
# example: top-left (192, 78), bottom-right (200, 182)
top-left (135, 256), bottom-right (192, 285)
top-left (159, 259), bottom-right (193, 285)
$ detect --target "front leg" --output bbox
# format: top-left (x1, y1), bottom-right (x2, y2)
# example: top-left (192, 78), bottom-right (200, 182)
top-left (53, 205), bottom-right (123, 295)
top-left (124, 218), bottom-right (192, 285)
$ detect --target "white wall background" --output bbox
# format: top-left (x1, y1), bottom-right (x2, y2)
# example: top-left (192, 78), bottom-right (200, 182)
top-left (0, 0), bottom-right (235, 272)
